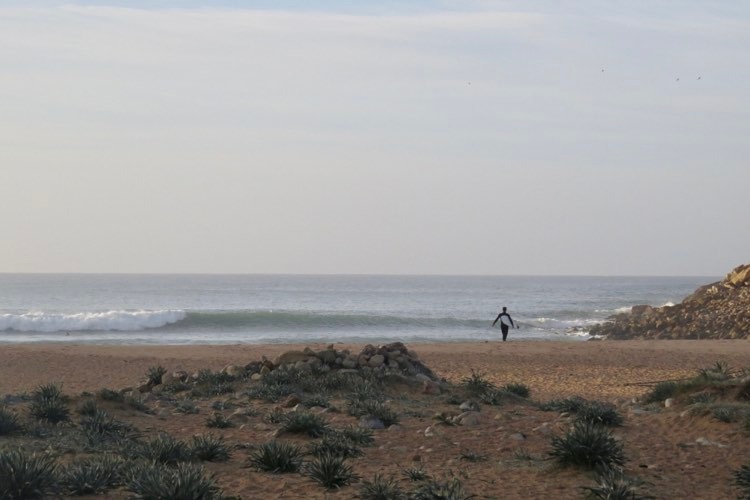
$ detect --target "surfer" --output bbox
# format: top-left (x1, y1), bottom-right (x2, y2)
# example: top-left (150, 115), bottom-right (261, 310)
top-left (492, 307), bottom-right (517, 342)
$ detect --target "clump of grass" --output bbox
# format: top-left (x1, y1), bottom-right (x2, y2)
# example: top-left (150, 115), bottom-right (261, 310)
top-left (30, 383), bottom-right (70, 424)
top-left (583, 468), bottom-right (655, 500)
top-left (0, 406), bottom-right (23, 436)
top-left (196, 369), bottom-right (235, 386)
top-left (249, 440), bottom-right (303, 473)
top-left (210, 400), bottom-right (235, 411)
top-left (205, 412), bottom-right (234, 429)
top-left (305, 452), bottom-right (357, 489)
top-left (0, 449), bottom-right (58, 499)
top-left (735, 462), bottom-right (750, 499)
top-left (461, 370), bottom-right (495, 396)
top-left (280, 411), bottom-right (330, 438)
top-left (124, 395), bottom-right (152, 414)
top-left (402, 466), bottom-right (430, 482)
top-left (77, 399), bottom-right (98, 417)
top-left (539, 396), bottom-right (587, 413)
top-left (97, 388), bottom-right (124, 402)
top-left (174, 400), bottom-right (200, 414)
top-left (147, 365), bottom-right (168, 386)
top-left (549, 421), bottom-right (625, 470)
top-left (336, 426), bottom-right (374, 446)
top-left (60, 455), bottom-right (124, 495)
top-left (459, 450), bottom-right (487, 462)
top-left (308, 434), bottom-right (363, 459)
top-left (642, 381), bottom-right (679, 404)
top-left (712, 403), bottom-right (750, 423)
top-left (347, 400), bottom-right (399, 426)
top-left (575, 401), bottom-right (624, 427)
top-left (410, 477), bottom-right (472, 500)
top-left (359, 474), bottom-right (406, 500)
top-left (190, 434), bottom-right (231, 462)
top-left (301, 393), bottom-right (330, 408)
top-left (699, 361), bottom-right (730, 382)
top-left (126, 461), bottom-right (222, 500)
top-left (80, 409), bottom-right (136, 446)
top-left (264, 408), bottom-right (286, 424)
top-left (502, 383), bottom-right (531, 398)
top-left (433, 413), bottom-right (458, 427)
top-left (478, 388), bottom-right (518, 406)
top-left (245, 383), bottom-right (296, 402)
top-left (133, 433), bottom-right (192, 465)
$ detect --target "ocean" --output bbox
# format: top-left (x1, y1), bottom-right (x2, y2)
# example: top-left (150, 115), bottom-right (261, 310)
top-left (0, 274), bottom-right (714, 345)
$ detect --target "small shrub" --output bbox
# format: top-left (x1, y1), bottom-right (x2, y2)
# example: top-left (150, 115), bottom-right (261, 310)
top-left (264, 408), bottom-right (286, 424)
top-left (0, 407), bottom-right (22, 436)
top-left (459, 450), bottom-right (487, 462)
top-left (249, 440), bottom-right (303, 473)
top-left (126, 461), bottom-right (222, 499)
top-left (461, 370), bottom-right (494, 396)
top-left (503, 383), bottom-right (530, 398)
top-left (305, 452), bottom-right (356, 489)
top-left (478, 388), bottom-right (515, 406)
top-left (124, 395), bottom-right (152, 413)
top-left (402, 466), bottom-right (430, 482)
top-left (280, 411), bottom-right (329, 437)
top-left (583, 468), bottom-right (655, 500)
top-left (347, 400), bottom-right (398, 426)
top-left (712, 404), bottom-right (749, 423)
top-left (245, 383), bottom-right (296, 402)
top-left (134, 433), bottom-right (192, 465)
top-left (77, 399), bottom-right (98, 417)
top-left (30, 395), bottom-right (70, 424)
top-left (539, 396), bottom-right (587, 413)
top-left (735, 462), bottom-right (750, 499)
top-left (0, 449), bottom-right (58, 499)
top-left (61, 455), bottom-right (123, 495)
top-left (301, 393), bottom-right (330, 408)
top-left (174, 400), bottom-right (200, 415)
top-left (337, 426), bottom-right (374, 446)
top-left (196, 369), bottom-right (235, 386)
top-left (576, 402), bottom-right (624, 427)
top-left (699, 361), bottom-right (730, 381)
top-left (549, 421), bottom-right (625, 470)
top-left (210, 400), bottom-right (235, 411)
top-left (643, 382), bottom-right (679, 404)
top-left (359, 473), bottom-right (406, 500)
top-left (80, 409), bottom-right (136, 446)
top-left (190, 434), bottom-right (231, 462)
top-left (410, 477), bottom-right (472, 500)
top-left (147, 365), bottom-right (167, 386)
top-left (205, 412), bottom-right (234, 429)
top-left (97, 388), bottom-right (124, 402)
top-left (308, 434), bottom-right (362, 459)
top-left (433, 413), bottom-right (458, 426)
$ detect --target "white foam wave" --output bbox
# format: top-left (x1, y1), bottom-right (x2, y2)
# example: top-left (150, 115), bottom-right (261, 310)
top-left (661, 301), bottom-right (675, 307)
top-left (0, 310), bottom-right (186, 332)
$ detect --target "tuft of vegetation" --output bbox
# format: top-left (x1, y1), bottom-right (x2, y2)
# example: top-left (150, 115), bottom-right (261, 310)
top-left (0, 406), bottom-right (23, 436)
top-left (711, 403), bottom-right (750, 423)
top-left (245, 383), bottom-right (296, 402)
top-left (249, 440), bottom-right (303, 473)
top-left (410, 477), bottom-right (474, 500)
top-left (347, 400), bottom-right (399, 427)
top-left (264, 408), bottom-right (286, 424)
top-left (538, 396), bottom-right (587, 413)
top-left (305, 452), bottom-right (357, 489)
top-left (205, 412), bottom-right (234, 429)
top-left (147, 365), bottom-right (168, 386)
top-left (190, 434), bottom-right (231, 462)
top-left (402, 466), bottom-right (430, 482)
top-left (336, 426), bottom-right (374, 446)
top-left (575, 401), bottom-right (624, 427)
top-left (359, 474), bottom-right (406, 500)
top-left (76, 399), bottom-right (98, 417)
top-left (97, 388), bottom-right (124, 402)
top-left (123, 395), bottom-right (152, 414)
top-left (210, 400), bottom-right (235, 411)
top-left (583, 468), bottom-right (655, 500)
top-left (301, 393), bottom-right (330, 408)
top-left (280, 411), bottom-right (330, 438)
top-left (30, 383), bottom-right (70, 424)
top-left (460, 370), bottom-right (495, 396)
top-left (549, 421), bottom-right (625, 470)
top-left (132, 433), bottom-right (193, 465)
top-left (79, 409), bottom-right (137, 447)
top-left (126, 461), bottom-right (223, 500)
top-left (699, 361), bottom-right (730, 382)
top-left (643, 381), bottom-right (679, 404)
top-left (0, 449), bottom-right (58, 499)
top-left (308, 434), bottom-right (363, 459)
top-left (60, 455), bottom-right (123, 496)
top-left (735, 462), bottom-right (750, 499)
top-left (502, 383), bottom-right (531, 398)
top-left (459, 451), bottom-right (487, 462)
top-left (174, 400), bottom-right (200, 415)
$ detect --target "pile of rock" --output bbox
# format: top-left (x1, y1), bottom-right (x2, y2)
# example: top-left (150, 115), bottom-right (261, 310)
top-left (590, 263), bottom-right (750, 340)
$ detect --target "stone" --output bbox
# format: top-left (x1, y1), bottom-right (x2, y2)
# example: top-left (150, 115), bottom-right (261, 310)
top-left (318, 349), bottom-right (337, 364)
top-left (222, 365), bottom-right (244, 378)
top-left (244, 361), bottom-right (263, 374)
top-left (509, 432), bottom-right (526, 441)
top-left (459, 401), bottom-right (480, 412)
top-left (368, 354), bottom-right (385, 367)
top-left (260, 366), bottom-right (271, 375)
top-left (422, 380), bottom-right (441, 395)
top-left (359, 416), bottom-right (385, 430)
top-left (458, 412), bottom-right (480, 426)
top-left (160, 372), bottom-right (175, 386)
top-left (342, 358), bottom-right (358, 369)
top-left (250, 373), bottom-right (262, 381)
top-left (274, 350), bottom-right (314, 366)
top-left (664, 398), bottom-right (674, 408)
top-left (281, 394), bottom-right (301, 408)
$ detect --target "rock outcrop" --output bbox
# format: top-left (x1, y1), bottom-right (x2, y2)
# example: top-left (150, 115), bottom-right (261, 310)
top-left (590, 263), bottom-right (750, 340)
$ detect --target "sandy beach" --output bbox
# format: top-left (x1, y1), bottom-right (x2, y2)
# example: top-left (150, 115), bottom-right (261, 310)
top-left (3, 339), bottom-right (750, 499)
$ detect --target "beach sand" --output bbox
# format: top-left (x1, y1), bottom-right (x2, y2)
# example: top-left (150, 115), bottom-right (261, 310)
top-left (2, 339), bottom-right (750, 498)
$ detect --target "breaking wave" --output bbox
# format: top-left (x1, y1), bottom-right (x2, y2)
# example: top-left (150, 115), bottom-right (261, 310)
top-left (0, 310), bottom-right (186, 332)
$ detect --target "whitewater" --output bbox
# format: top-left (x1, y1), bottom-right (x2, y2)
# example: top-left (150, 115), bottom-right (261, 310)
top-left (0, 274), bottom-right (712, 345)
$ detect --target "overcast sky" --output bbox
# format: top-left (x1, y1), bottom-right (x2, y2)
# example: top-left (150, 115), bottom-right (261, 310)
top-left (1, 1), bottom-right (748, 276)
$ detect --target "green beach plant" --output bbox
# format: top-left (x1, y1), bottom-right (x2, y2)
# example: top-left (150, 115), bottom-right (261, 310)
top-left (249, 440), bottom-right (303, 473)
top-left (125, 461), bottom-right (223, 500)
top-left (60, 455), bottom-right (124, 496)
top-left (305, 452), bottom-right (357, 489)
top-left (358, 474), bottom-right (406, 500)
top-left (0, 406), bottom-right (23, 436)
top-left (549, 421), bottom-right (625, 470)
top-left (30, 383), bottom-right (70, 424)
top-left (146, 365), bottom-right (168, 386)
top-left (190, 434), bottom-right (231, 462)
top-left (0, 449), bottom-right (58, 499)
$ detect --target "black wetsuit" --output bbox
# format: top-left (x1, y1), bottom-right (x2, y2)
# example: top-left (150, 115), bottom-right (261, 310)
top-left (494, 312), bottom-right (515, 341)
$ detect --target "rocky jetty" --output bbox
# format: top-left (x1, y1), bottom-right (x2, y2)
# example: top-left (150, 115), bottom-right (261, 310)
top-left (590, 263), bottom-right (750, 340)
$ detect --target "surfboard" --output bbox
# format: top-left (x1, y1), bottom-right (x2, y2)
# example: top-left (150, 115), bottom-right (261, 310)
top-left (500, 316), bottom-right (513, 327)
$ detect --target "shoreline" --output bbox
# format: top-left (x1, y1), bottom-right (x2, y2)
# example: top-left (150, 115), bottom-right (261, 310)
top-left (3, 339), bottom-right (750, 399)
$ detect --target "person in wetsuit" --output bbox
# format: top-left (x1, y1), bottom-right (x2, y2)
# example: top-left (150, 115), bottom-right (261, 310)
top-left (492, 306), bottom-right (516, 341)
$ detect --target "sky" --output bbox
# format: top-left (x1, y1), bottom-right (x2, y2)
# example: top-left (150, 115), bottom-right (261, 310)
top-left (1, 1), bottom-right (748, 276)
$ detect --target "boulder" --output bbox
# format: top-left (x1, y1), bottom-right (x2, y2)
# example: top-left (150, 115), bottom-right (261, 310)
top-left (368, 354), bottom-right (385, 368)
top-left (274, 350), bottom-right (314, 366)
